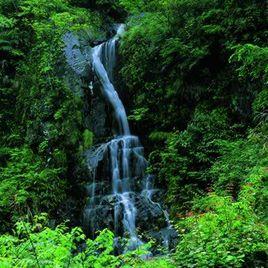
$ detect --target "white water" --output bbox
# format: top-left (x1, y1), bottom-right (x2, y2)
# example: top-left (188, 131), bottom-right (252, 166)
top-left (91, 25), bottom-right (130, 135)
top-left (85, 135), bottom-right (146, 250)
top-left (89, 25), bottom-right (143, 250)
top-left (84, 24), bottom-right (174, 251)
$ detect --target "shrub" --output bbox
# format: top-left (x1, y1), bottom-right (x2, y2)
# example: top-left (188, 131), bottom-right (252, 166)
top-left (0, 215), bottom-right (121, 268)
top-left (175, 192), bottom-right (268, 267)
top-left (0, 147), bottom-right (65, 230)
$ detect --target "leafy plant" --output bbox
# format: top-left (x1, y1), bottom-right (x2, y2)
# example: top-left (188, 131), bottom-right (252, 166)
top-left (0, 216), bottom-right (121, 268)
top-left (175, 190), bottom-right (268, 267)
top-left (0, 147), bottom-right (65, 230)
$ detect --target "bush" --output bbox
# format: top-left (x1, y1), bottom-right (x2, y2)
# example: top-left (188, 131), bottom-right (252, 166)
top-left (0, 147), bottom-right (65, 230)
top-left (175, 192), bottom-right (268, 267)
top-left (0, 215), bottom-right (120, 268)
top-left (174, 128), bottom-right (268, 267)
top-left (149, 106), bottom-right (236, 214)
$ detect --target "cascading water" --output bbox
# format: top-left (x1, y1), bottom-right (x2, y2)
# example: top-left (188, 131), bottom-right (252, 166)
top-left (84, 25), bottom-right (143, 250)
top-left (91, 25), bottom-right (130, 135)
top-left (84, 135), bottom-right (145, 250)
top-left (78, 24), bottom-right (176, 252)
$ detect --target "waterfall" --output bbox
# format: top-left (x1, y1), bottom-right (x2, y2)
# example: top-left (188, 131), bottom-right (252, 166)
top-left (82, 24), bottom-right (176, 252)
top-left (85, 25), bottom-right (142, 250)
top-left (91, 24), bottom-right (130, 135)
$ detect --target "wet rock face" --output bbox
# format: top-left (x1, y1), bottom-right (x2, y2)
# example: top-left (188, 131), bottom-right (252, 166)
top-left (148, 227), bottom-right (179, 252)
top-left (135, 195), bottom-right (164, 226)
top-left (82, 176), bottom-right (178, 252)
top-left (63, 32), bottom-right (91, 78)
top-left (82, 136), bottom-right (177, 251)
top-left (83, 187), bottom-right (166, 235)
top-left (63, 31), bottom-right (112, 140)
top-left (91, 93), bottom-right (112, 140)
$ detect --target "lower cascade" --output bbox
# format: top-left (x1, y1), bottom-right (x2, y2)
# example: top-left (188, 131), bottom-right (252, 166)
top-left (84, 136), bottom-right (145, 251)
top-left (81, 24), bottom-right (176, 252)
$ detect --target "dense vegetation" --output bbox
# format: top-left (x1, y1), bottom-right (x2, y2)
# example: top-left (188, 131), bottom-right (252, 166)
top-left (0, 0), bottom-right (267, 267)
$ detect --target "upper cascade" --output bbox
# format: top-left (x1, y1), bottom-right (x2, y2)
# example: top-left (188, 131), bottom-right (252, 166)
top-left (91, 25), bottom-right (130, 135)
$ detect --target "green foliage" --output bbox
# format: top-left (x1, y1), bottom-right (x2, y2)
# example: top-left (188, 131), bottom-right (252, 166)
top-left (0, 14), bottom-right (20, 56)
top-left (0, 215), bottom-right (121, 268)
top-left (121, 0), bottom-right (267, 243)
top-left (0, 5), bottom-right (22, 141)
top-left (74, 228), bottom-right (120, 267)
top-left (0, 0), bottom-right (105, 231)
top-left (119, 0), bottom-right (160, 13)
top-left (83, 129), bottom-right (94, 149)
top-left (253, 88), bottom-right (268, 123)
top-left (119, 0), bottom-right (145, 13)
top-left (123, 256), bottom-right (176, 268)
top-left (175, 193), bottom-right (268, 267)
top-left (17, 0), bottom-right (101, 149)
top-left (120, 4), bottom-right (267, 265)
top-left (19, 0), bottom-right (67, 19)
top-left (230, 44), bottom-right (268, 82)
top-left (128, 107), bottom-right (149, 122)
top-left (210, 129), bottom-right (268, 194)
top-left (172, 124), bottom-right (267, 267)
top-left (71, 0), bottom-right (126, 19)
top-left (0, 215), bottom-right (165, 268)
top-left (149, 106), bottom-right (236, 213)
top-left (0, 147), bottom-right (65, 230)
top-left (120, 0), bottom-right (266, 132)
